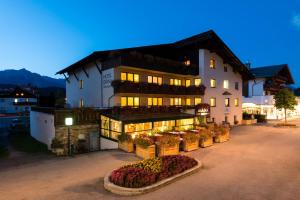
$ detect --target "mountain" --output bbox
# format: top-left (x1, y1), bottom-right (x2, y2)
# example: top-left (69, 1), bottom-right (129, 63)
top-left (0, 68), bottom-right (65, 88)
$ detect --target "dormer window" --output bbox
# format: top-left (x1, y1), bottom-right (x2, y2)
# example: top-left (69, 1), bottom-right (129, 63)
top-left (183, 59), bottom-right (191, 66)
top-left (210, 58), bottom-right (216, 69)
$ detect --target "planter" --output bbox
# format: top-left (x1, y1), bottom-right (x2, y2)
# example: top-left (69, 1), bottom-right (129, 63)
top-left (214, 134), bottom-right (228, 143)
top-left (183, 140), bottom-right (199, 152)
top-left (136, 145), bottom-right (155, 159)
top-left (52, 148), bottom-right (64, 156)
top-left (104, 158), bottom-right (202, 196)
top-left (242, 119), bottom-right (257, 125)
top-left (157, 144), bottom-right (179, 156)
top-left (118, 141), bottom-right (134, 153)
top-left (200, 137), bottom-right (213, 148)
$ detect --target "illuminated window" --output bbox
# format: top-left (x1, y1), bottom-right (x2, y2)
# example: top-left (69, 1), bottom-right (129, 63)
top-left (185, 79), bottom-right (191, 87)
top-left (121, 72), bottom-right (127, 81)
top-left (225, 98), bottom-right (230, 107)
top-left (170, 79), bottom-right (174, 85)
top-left (148, 98), bottom-right (163, 106)
top-left (170, 98), bottom-right (174, 106)
top-left (186, 98), bottom-right (191, 106)
top-left (223, 80), bottom-right (229, 89)
top-left (234, 98), bottom-right (239, 107)
top-left (171, 79), bottom-right (181, 86)
top-left (195, 78), bottom-right (202, 86)
top-left (171, 98), bottom-right (182, 106)
top-left (148, 98), bottom-right (152, 106)
top-left (183, 60), bottom-right (191, 66)
top-left (121, 97), bottom-right (127, 107)
top-left (210, 58), bottom-right (216, 69)
top-left (195, 98), bottom-right (202, 105)
top-left (148, 76), bottom-right (162, 85)
top-left (79, 80), bottom-right (83, 89)
top-left (14, 98), bottom-right (18, 103)
top-left (26, 98), bottom-right (28, 102)
top-left (16, 93), bottom-right (19, 96)
top-left (210, 98), bottom-right (216, 107)
top-left (121, 97), bottom-right (139, 107)
top-left (134, 74), bottom-right (139, 83)
top-left (158, 98), bottom-right (162, 105)
top-left (79, 99), bottom-right (84, 108)
top-left (121, 72), bottom-right (139, 82)
top-left (21, 93), bottom-right (24, 96)
top-left (210, 79), bottom-right (216, 88)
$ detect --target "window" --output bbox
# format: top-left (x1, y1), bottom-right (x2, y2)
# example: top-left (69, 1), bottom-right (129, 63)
top-left (224, 65), bottom-right (228, 72)
top-left (210, 58), bottom-right (216, 69)
top-left (121, 72), bottom-right (139, 82)
top-left (210, 98), bottom-right (216, 107)
top-left (79, 99), bottom-right (84, 108)
top-left (26, 98), bottom-right (28, 102)
top-left (148, 98), bottom-right (163, 106)
top-left (170, 98), bottom-right (182, 106)
top-left (148, 76), bottom-right (162, 85)
top-left (170, 79), bottom-right (181, 86)
top-left (183, 60), bottom-right (191, 66)
top-left (210, 79), bottom-right (216, 88)
top-left (186, 98), bottom-right (191, 106)
top-left (14, 98), bottom-right (18, 103)
top-left (234, 98), bottom-right (239, 107)
top-left (121, 97), bottom-right (139, 107)
top-left (195, 98), bottom-right (202, 105)
top-left (79, 80), bottom-right (83, 89)
top-left (223, 80), bottom-right (229, 89)
top-left (185, 79), bottom-right (191, 87)
top-left (225, 98), bottom-right (230, 107)
top-left (194, 78), bottom-right (202, 86)
top-left (235, 82), bottom-right (239, 90)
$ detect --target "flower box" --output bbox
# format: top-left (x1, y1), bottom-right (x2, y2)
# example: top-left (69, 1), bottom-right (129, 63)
top-left (200, 137), bottom-right (213, 148)
top-left (118, 140), bottom-right (134, 153)
top-left (136, 145), bottom-right (156, 159)
top-left (183, 140), bottom-right (199, 151)
top-left (213, 134), bottom-right (228, 143)
top-left (157, 144), bottom-right (179, 156)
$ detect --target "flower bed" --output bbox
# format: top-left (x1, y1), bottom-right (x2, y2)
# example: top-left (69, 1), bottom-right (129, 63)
top-left (109, 155), bottom-right (198, 188)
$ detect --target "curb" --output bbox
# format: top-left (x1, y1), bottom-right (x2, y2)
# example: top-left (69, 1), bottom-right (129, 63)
top-left (104, 158), bottom-right (202, 196)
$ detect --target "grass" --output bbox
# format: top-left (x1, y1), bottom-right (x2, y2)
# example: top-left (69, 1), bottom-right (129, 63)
top-left (9, 133), bottom-right (49, 153)
top-left (0, 146), bottom-right (9, 158)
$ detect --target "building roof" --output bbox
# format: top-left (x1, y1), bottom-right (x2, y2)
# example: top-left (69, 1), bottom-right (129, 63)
top-left (0, 87), bottom-right (37, 98)
top-left (250, 64), bottom-right (294, 84)
top-left (57, 30), bottom-right (253, 80)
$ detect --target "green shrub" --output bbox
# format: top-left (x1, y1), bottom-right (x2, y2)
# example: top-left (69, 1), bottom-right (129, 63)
top-left (182, 132), bottom-right (200, 143)
top-left (199, 129), bottom-right (212, 140)
top-left (158, 135), bottom-right (180, 147)
top-left (9, 133), bottom-right (48, 153)
top-left (135, 136), bottom-right (154, 149)
top-left (51, 138), bottom-right (64, 149)
top-left (254, 114), bottom-right (267, 123)
top-left (118, 134), bottom-right (133, 142)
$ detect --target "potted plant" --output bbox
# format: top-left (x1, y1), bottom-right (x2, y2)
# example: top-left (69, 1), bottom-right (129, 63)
top-left (182, 132), bottom-right (200, 151)
top-left (199, 129), bottom-right (213, 148)
top-left (51, 137), bottom-right (64, 156)
top-left (135, 136), bottom-right (155, 159)
top-left (157, 135), bottom-right (180, 156)
top-left (118, 134), bottom-right (134, 153)
top-left (214, 126), bottom-right (230, 143)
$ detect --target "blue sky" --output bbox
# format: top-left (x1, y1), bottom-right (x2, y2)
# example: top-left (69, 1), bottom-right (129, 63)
top-left (0, 0), bottom-right (299, 86)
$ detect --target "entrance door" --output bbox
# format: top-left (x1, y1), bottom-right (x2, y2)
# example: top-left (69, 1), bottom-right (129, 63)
top-left (89, 131), bottom-right (99, 151)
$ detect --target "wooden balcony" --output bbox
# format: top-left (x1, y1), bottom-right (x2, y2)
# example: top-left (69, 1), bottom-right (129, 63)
top-left (111, 80), bottom-right (206, 95)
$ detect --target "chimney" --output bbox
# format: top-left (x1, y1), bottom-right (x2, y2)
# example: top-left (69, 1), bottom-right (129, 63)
top-left (245, 61), bottom-right (251, 69)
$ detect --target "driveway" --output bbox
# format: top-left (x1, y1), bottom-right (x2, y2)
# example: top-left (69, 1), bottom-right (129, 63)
top-left (0, 123), bottom-right (300, 200)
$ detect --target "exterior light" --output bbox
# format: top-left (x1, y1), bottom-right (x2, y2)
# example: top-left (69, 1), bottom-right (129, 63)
top-left (65, 117), bottom-right (73, 126)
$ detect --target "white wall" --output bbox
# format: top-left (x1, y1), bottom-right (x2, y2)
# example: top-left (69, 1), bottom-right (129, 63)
top-left (100, 137), bottom-right (118, 150)
top-left (199, 49), bottom-right (243, 124)
top-left (247, 78), bottom-right (266, 96)
top-left (30, 111), bottom-right (55, 149)
top-left (66, 63), bottom-right (114, 108)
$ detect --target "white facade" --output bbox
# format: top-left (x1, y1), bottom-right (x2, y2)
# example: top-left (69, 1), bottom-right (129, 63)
top-left (0, 97), bottom-right (37, 114)
top-left (199, 49), bottom-right (242, 124)
top-left (30, 111), bottom-right (55, 149)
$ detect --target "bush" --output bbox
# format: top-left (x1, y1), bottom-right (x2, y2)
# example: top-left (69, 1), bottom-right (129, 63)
top-left (199, 129), bottom-right (212, 140)
top-left (110, 155), bottom-right (197, 188)
top-left (157, 135), bottom-right (180, 147)
top-left (51, 138), bottom-right (64, 149)
top-left (243, 112), bottom-right (252, 120)
top-left (254, 114), bottom-right (267, 123)
top-left (182, 132), bottom-right (200, 143)
top-left (9, 133), bottom-right (48, 153)
top-left (135, 136), bottom-right (154, 149)
top-left (118, 134), bottom-right (133, 143)
top-left (0, 146), bottom-right (9, 158)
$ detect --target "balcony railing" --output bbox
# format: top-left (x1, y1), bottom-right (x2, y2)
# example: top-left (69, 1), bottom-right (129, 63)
top-left (111, 80), bottom-right (206, 95)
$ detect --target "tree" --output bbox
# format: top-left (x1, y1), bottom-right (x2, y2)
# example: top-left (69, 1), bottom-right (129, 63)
top-left (274, 88), bottom-right (297, 123)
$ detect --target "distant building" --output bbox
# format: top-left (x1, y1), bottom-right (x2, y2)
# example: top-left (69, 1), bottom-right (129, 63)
top-left (0, 87), bottom-right (37, 114)
top-left (243, 64), bottom-right (300, 119)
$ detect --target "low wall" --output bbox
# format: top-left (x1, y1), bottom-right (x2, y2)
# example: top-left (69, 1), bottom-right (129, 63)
top-left (100, 136), bottom-right (118, 150)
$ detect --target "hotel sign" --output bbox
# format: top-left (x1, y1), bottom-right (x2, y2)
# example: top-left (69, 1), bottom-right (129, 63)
top-left (195, 103), bottom-right (210, 116)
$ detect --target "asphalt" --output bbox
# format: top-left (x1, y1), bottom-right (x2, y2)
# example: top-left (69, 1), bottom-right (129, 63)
top-left (0, 122), bottom-right (300, 200)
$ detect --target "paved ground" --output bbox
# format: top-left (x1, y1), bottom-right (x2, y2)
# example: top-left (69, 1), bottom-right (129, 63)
top-left (1, 122), bottom-right (300, 200)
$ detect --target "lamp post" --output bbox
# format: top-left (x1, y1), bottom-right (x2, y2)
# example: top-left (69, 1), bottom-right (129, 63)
top-left (65, 117), bottom-right (73, 156)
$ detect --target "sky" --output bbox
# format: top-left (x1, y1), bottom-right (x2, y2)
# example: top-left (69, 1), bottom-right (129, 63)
top-left (0, 0), bottom-right (299, 86)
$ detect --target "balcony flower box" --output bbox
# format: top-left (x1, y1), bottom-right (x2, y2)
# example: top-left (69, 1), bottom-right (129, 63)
top-left (182, 132), bottom-right (200, 152)
top-left (157, 135), bottom-right (180, 156)
top-left (135, 137), bottom-right (156, 159)
top-left (118, 134), bottom-right (134, 153)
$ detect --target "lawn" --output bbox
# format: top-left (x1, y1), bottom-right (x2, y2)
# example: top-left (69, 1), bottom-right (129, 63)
top-left (9, 133), bottom-right (49, 153)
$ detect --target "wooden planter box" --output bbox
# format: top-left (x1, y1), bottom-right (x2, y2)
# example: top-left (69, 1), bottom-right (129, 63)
top-left (136, 145), bottom-right (155, 159)
top-left (52, 148), bottom-right (65, 156)
top-left (242, 119), bottom-right (257, 125)
top-left (214, 134), bottom-right (228, 143)
top-left (183, 140), bottom-right (199, 152)
top-left (200, 137), bottom-right (213, 148)
top-left (118, 141), bottom-right (134, 153)
top-left (157, 144), bottom-right (179, 156)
